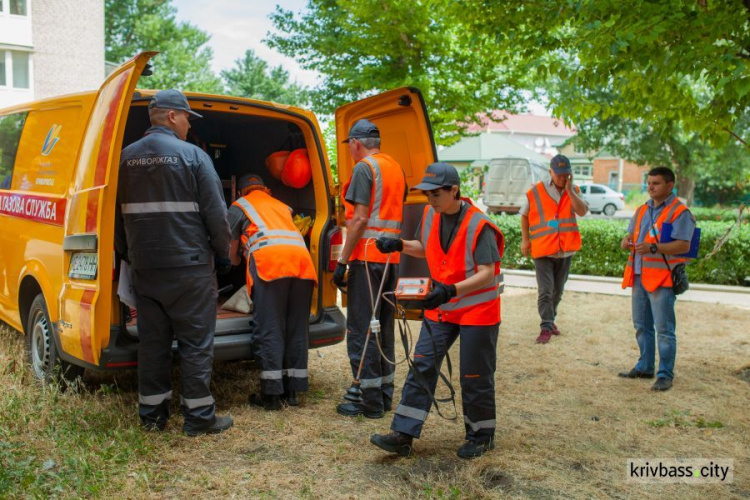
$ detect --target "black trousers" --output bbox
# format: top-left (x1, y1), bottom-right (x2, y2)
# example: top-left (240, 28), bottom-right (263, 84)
top-left (133, 263), bottom-right (217, 433)
top-left (249, 259), bottom-right (314, 395)
top-left (346, 262), bottom-right (398, 412)
top-left (391, 318), bottom-right (499, 443)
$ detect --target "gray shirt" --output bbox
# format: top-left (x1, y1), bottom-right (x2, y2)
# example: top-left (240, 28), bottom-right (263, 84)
top-left (627, 193), bottom-right (696, 274)
top-left (520, 179), bottom-right (580, 259)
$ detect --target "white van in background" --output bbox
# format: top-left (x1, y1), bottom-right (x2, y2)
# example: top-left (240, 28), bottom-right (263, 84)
top-left (483, 157), bottom-right (550, 214)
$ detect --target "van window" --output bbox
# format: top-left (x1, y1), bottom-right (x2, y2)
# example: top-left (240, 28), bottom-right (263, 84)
top-left (511, 162), bottom-right (528, 180)
top-left (0, 112), bottom-right (27, 189)
top-left (12, 106), bottom-right (84, 194)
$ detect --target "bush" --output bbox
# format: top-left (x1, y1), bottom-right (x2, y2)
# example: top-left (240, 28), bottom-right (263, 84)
top-left (690, 206), bottom-right (748, 223)
top-left (491, 214), bottom-right (750, 286)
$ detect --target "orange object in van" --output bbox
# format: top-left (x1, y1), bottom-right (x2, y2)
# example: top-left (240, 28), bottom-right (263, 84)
top-left (0, 52), bottom-right (436, 382)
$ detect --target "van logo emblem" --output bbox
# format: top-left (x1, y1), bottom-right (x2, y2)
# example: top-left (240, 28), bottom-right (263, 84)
top-left (41, 124), bottom-right (62, 156)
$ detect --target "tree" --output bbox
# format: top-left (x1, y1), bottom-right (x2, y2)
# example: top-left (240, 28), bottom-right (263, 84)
top-left (221, 50), bottom-right (310, 106)
top-left (267, 0), bottom-right (531, 144)
top-left (105, 0), bottom-right (222, 93)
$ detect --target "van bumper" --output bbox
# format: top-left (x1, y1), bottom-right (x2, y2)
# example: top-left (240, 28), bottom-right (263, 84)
top-left (97, 305), bottom-right (346, 369)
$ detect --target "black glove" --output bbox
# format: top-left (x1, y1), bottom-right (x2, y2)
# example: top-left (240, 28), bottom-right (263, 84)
top-left (333, 261), bottom-right (348, 290)
top-left (375, 237), bottom-right (403, 253)
top-left (421, 282), bottom-right (457, 310)
top-left (215, 256), bottom-right (232, 276)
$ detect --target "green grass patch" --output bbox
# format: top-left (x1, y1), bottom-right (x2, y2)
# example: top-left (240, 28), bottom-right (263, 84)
top-left (646, 409), bottom-right (724, 429)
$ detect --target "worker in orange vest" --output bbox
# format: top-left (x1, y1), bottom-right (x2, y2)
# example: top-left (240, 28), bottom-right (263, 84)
top-left (520, 154), bottom-right (588, 344)
top-left (618, 167), bottom-right (695, 392)
top-left (369, 162), bottom-right (505, 459)
top-left (228, 174), bottom-right (317, 409)
top-left (333, 119), bottom-right (407, 419)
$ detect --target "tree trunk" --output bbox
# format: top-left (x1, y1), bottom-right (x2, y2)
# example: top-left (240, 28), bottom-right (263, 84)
top-left (676, 175), bottom-right (695, 205)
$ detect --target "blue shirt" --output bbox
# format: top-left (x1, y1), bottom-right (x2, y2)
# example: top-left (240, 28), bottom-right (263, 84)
top-left (627, 194), bottom-right (696, 274)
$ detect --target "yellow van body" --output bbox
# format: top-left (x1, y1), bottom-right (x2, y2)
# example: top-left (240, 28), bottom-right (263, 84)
top-left (0, 52), bottom-right (436, 381)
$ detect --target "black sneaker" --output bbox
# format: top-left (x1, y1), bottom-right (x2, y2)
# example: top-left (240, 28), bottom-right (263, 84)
top-left (618, 369), bottom-right (655, 379)
top-left (370, 431), bottom-right (413, 456)
top-left (457, 439), bottom-right (494, 459)
top-left (651, 378), bottom-right (673, 391)
top-left (249, 393), bottom-right (282, 411)
top-left (184, 415), bottom-right (234, 437)
top-left (336, 402), bottom-right (384, 419)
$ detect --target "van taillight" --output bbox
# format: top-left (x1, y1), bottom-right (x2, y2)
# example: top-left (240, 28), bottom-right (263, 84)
top-left (327, 227), bottom-right (343, 272)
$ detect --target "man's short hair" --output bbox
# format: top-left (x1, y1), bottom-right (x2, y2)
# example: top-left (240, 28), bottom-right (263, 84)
top-left (148, 106), bottom-right (171, 126)
top-left (358, 137), bottom-right (381, 150)
top-left (648, 166), bottom-right (676, 184)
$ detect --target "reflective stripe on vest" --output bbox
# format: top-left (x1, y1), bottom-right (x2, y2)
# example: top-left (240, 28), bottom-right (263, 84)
top-left (121, 201), bottom-right (199, 214)
top-left (235, 196), bottom-right (306, 258)
top-left (359, 156), bottom-right (402, 241)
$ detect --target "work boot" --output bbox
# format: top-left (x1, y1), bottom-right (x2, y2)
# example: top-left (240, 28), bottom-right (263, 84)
top-left (370, 431), bottom-right (413, 456)
top-left (184, 415), bottom-right (234, 437)
top-left (281, 389), bottom-right (299, 407)
top-left (651, 378), bottom-right (673, 391)
top-left (535, 329), bottom-right (553, 344)
top-left (456, 439), bottom-right (494, 459)
top-left (618, 369), bottom-right (655, 379)
top-left (336, 402), bottom-right (384, 419)
top-left (249, 393), bottom-right (282, 411)
top-left (550, 323), bottom-right (561, 336)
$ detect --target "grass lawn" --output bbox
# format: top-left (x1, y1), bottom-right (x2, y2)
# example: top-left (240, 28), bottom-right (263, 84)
top-left (1, 289), bottom-right (748, 499)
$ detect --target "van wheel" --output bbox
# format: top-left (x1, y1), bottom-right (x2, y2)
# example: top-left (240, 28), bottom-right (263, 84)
top-left (603, 204), bottom-right (617, 217)
top-left (25, 294), bottom-right (84, 386)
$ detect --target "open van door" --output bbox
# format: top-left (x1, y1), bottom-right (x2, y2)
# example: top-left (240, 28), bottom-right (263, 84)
top-left (335, 87), bottom-right (436, 190)
top-left (58, 52), bottom-right (156, 367)
top-left (335, 87), bottom-right (437, 289)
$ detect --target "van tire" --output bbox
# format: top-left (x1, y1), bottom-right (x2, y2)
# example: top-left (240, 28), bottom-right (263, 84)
top-left (25, 294), bottom-right (84, 387)
top-left (603, 204), bottom-right (617, 217)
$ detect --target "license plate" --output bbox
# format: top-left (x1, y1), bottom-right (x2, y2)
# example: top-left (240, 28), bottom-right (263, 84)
top-left (69, 252), bottom-right (98, 280)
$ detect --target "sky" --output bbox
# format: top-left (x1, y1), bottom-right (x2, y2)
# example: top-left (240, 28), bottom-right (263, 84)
top-left (171, 0), bottom-right (320, 87)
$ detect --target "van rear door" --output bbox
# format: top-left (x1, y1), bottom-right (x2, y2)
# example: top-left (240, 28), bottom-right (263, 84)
top-left (58, 52), bottom-right (156, 367)
top-left (335, 87), bottom-right (437, 279)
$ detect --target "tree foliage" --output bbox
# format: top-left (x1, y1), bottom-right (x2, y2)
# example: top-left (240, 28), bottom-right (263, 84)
top-left (221, 50), bottom-right (310, 106)
top-left (105, 0), bottom-right (222, 93)
top-left (267, 0), bottom-right (531, 144)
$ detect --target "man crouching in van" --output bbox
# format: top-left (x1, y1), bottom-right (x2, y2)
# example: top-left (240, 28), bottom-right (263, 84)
top-left (115, 89), bottom-right (234, 436)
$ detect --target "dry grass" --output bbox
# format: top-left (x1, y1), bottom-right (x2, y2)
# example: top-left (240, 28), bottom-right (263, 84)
top-left (1, 289), bottom-right (749, 499)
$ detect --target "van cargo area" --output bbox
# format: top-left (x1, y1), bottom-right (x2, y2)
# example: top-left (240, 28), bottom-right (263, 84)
top-left (106, 98), bottom-right (345, 364)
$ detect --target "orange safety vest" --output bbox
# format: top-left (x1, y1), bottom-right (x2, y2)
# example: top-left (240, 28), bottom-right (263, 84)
top-left (342, 153), bottom-right (406, 264)
top-left (526, 182), bottom-right (582, 258)
top-left (421, 200), bottom-right (505, 326)
top-left (233, 190), bottom-right (317, 296)
top-left (621, 198), bottom-right (688, 292)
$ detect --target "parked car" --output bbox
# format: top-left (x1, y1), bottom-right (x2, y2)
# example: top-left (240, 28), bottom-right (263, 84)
top-left (483, 157), bottom-right (550, 214)
top-left (0, 52), bottom-right (435, 383)
top-left (579, 183), bottom-right (625, 216)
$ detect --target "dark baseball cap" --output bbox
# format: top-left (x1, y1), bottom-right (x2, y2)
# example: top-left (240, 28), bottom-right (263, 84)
top-left (238, 174), bottom-right (265, 191)
top-left (342, 118), bottom-right (380, 143)
top-left (550, 154), bottom-right (572, 174)
top-left (413, 162), bottom-right (460, 191)
top-left (148, 89), bottom-right (203, 119)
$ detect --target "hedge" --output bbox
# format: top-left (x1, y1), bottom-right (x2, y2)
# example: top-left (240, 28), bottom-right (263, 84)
top-left (491, 215), bottom-right (750, 286)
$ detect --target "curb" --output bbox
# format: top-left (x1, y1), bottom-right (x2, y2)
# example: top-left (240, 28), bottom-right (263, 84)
top-left (503, 269), bottom-right (750, 294)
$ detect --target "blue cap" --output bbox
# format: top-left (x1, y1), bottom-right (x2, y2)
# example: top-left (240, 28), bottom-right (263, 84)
top-left (238, 174), bottom-right (265, 191)
top-left (550, 154), bottom-right (572, 174)
top-left (413, 162), bottom-right (460, 190)
top-left (342, 119), bottom-right (380, 143)
top-left (149, 89), bottom-right (203, 119)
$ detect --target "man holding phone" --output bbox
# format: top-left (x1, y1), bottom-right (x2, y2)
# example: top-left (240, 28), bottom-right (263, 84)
top-left (520, 154), bottom-right (588, 344)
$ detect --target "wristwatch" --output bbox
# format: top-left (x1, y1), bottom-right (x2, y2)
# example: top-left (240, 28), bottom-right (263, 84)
top-left (649, 243), bottom-right (658, 254)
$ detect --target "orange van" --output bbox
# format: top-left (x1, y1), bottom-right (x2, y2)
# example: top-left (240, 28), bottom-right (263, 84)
top-left (0, 52), bottom-right (435, 382)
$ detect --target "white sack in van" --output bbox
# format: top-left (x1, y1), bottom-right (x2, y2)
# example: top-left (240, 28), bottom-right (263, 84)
top-left (221, 285), bottom-right (253, 314)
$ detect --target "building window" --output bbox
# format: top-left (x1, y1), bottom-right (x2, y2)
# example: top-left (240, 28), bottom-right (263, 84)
top-left (12, 51), bottom-right (29, 88)
top-left (573, 165), bottom-right (592, 177)
top-left (0, 55), bottom-right (5, 87)
top-left (10, 0), bottom-right (27, 16)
